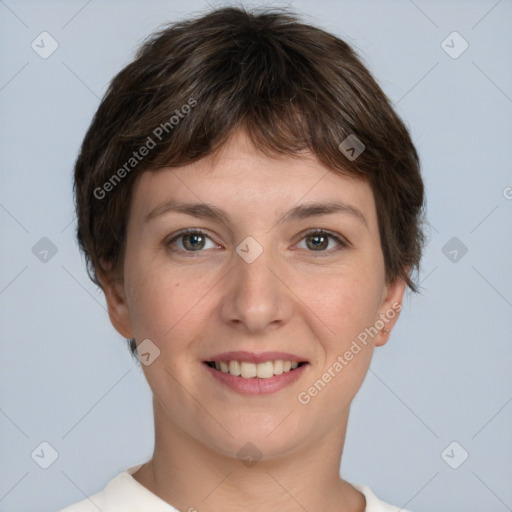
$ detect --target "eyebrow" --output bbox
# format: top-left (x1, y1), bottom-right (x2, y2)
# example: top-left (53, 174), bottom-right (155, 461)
top-left (144, 200), bottom-right (368, 229)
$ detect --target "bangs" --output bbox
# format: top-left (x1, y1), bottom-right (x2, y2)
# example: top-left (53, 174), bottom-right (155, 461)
top-left (111, 12), bottom-right (383, 179)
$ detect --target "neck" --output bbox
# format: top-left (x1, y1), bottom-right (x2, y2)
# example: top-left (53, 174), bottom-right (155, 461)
top-left (132, 397), bottom-right (366, 512)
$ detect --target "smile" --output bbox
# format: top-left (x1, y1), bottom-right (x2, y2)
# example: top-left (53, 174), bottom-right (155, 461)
top-left (205, 360), bottom-right (307, 379)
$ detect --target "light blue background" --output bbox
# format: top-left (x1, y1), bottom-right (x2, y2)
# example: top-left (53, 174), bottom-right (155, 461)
top-left (1, 1), bottom-right (511, 511)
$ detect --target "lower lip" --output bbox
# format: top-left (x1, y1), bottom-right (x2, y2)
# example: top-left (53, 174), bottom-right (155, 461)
top-left (204, 363), bottom-right (308, 395)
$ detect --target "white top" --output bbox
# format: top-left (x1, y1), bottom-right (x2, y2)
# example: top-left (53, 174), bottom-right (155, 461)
top-left (59, 462), bottom-right (410, 512)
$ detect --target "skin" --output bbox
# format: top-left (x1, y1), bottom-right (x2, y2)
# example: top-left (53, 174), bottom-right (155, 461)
top-left (99, 129), bottom-right (406, 512)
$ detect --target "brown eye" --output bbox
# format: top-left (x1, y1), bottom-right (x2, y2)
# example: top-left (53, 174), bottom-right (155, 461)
top-left (297, 229), bottom-right (347, 253)
top-left (181, 232), bottom-right (206, 251)
top-left (305, 233), bottom-right (329, 250)
top-left (167, 229), bottom-right (217, 252)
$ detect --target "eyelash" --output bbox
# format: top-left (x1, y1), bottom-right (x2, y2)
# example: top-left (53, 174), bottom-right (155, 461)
top-left (165, 228), bottom-right (348, 256)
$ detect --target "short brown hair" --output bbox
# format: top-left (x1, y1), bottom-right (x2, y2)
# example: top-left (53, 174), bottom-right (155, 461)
top-left (74, 6), bottom-right (425, 355)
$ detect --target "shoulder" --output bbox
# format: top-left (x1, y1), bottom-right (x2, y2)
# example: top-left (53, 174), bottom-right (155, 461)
top-left (352, 483), bottom-right (413, 512)
top-left (57, 462), bottom-right (178, 511)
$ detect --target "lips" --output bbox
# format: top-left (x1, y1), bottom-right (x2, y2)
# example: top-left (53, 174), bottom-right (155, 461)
top-left (203, 357), bottom-right (308, 395)
top-left (205, 351), bottom-right (307, 364)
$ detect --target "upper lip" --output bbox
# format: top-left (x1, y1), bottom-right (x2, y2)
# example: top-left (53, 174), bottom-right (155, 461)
top-left (204, 351), bottom-right (308, 364)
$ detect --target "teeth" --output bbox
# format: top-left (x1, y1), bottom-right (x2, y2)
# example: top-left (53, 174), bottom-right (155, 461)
top-left (257, 361), bottom-right (274, 379)
top-left (240, 361), bottom-right (257, 378)
top-left (211, 360), bottom-right (303, 379)
top-left (228, 360), bottom-right (241, 376)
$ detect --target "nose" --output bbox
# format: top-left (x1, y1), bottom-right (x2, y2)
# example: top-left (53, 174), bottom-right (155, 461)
top-left (218, 240), bottom-right (293, 334)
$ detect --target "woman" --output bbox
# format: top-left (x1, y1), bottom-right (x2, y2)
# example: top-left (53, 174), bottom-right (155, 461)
top-left (62, 6), bottom-right (424, 511)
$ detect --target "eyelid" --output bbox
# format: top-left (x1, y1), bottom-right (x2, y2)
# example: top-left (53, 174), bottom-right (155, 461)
top-left (165, 227), bottom-right (349, 254)
top-left (166, 228), bottom-right (220, 253)
top-left (294, 228), bottom-right (350, 251)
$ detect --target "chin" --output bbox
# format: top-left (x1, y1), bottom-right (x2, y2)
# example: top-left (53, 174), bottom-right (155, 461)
top-left (200, 421), bottom-right (306, 463)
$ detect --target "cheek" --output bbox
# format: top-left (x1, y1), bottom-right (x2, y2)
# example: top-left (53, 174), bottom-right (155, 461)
top-left (310, 264), bottom-right (384, 344)
top-left (296, 275), bottom-right (381, 414)
top-left (123, 253), bottom-right (218, 348)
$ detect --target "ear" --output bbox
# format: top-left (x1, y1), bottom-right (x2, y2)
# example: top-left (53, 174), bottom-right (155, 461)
top-left (374, 276), bottom-right (407, 347)
top-left (97, 260), bottom-right (134, 339)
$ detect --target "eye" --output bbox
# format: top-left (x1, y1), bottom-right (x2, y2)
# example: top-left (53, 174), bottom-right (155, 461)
top-left (296, 229), bottom-right (347, 254)
top-left (165, 228), bottom-right (348, 255)
top-left (166, 229), bottom-right (218, 252)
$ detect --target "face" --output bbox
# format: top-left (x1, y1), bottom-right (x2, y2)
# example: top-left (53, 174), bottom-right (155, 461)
top-left (101, 129), bottom-right (405, 461)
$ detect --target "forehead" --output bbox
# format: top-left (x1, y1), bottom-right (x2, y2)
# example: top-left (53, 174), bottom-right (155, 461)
top-left (130, 130), bottom-right (377, 229)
